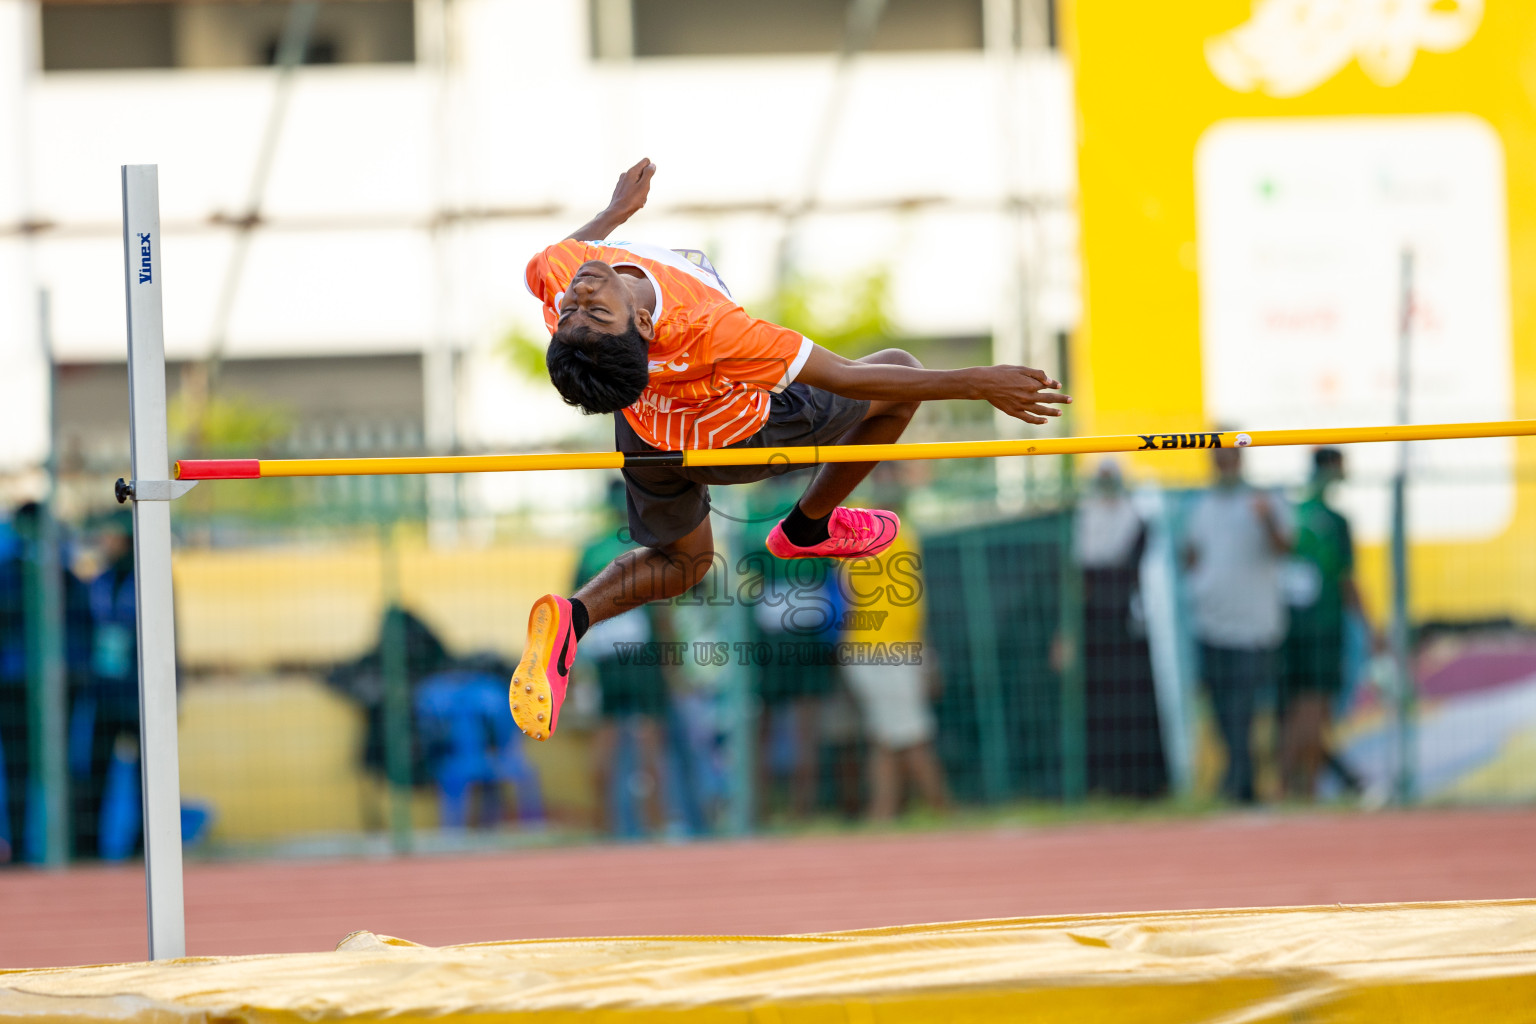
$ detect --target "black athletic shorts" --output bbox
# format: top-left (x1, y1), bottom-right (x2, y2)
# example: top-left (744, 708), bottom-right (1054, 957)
top-left (616, 383), bottom-right (870, 548)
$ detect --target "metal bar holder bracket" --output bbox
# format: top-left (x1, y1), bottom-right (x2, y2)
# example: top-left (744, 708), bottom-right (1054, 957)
top-left (116, 479), bottom-right (199, 504)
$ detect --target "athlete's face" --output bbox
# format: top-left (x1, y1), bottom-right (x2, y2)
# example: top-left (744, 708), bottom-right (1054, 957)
top-left (557, 260), bottom-right (654, 339)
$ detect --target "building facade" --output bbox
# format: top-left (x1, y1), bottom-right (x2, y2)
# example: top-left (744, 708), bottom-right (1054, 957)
top-left (0, 0), bottom-right (1077, 514)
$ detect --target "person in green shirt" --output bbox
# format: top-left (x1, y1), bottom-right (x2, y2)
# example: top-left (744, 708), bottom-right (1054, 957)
top-left (738, 476), bottom-right (841, 822)
top-left (575, 481), bottom-right (673, 835)
top-left (1279, 447), bottom-right (1373, 799)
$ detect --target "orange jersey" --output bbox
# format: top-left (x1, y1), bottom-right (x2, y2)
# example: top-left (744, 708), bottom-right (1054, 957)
top-left (525, 239), bottom-right (814, 450)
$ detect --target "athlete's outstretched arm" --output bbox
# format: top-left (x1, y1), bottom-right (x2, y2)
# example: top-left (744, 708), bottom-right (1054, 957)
top-left (796, 344), bottom-right (1071, 425)
top-left (565, 158), bottom-right (656, 241)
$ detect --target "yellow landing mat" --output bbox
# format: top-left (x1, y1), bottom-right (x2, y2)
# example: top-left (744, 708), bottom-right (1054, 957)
top-left (4, 901), bottom-right (1536, 1023)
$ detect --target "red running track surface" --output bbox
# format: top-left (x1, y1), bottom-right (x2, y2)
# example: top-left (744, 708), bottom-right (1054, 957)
top-left (2, 809), bottom-right (1533, 969)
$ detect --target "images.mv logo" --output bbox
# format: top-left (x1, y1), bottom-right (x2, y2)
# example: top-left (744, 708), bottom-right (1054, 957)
top-left (137, 233), bottom-right (152, 284)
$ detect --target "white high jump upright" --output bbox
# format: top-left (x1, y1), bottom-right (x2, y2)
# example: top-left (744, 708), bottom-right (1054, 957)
top-left (120, 164), bottom-right (188, 960)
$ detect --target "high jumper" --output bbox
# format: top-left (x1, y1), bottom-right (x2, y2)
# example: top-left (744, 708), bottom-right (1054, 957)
top-left (509, 158), bottom-right (1072, 740)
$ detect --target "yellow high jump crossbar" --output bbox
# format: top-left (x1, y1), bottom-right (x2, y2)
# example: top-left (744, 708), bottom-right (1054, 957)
top-left (174, 419), bottom-right (1536, 480)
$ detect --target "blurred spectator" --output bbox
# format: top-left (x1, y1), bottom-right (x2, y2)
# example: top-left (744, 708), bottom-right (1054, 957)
top-left (667, 580), bottom-right (733, 834)
top-left (575, 481), bottom-right (673, 836)
top-left (53, 513), bottom-right (99, 842)
top-left (0, 509), bottom-right (29, 863)
top-left (840, 515), bottom-right (949, 820)
top-left (1183, 445), bottom-right (1293, 804)
top-left (413, 668), bottom-right (544, 828)
top-left (74, 510), bottom-right (144, 859)
top-left (325, 603), bottom-right (455, 829)
top-left (331, 604), bottom-right (553, 832)
top-left (1279, 448), bottom-right (1372, 800)
top-left (748, 559), bottom-right (841, 820)
top-left (745, 477), bottom-right (841, 822)
top-left (1073, 463), bottom-right (1167, 798)
top-left (5, 503), bottom-right (94, 865)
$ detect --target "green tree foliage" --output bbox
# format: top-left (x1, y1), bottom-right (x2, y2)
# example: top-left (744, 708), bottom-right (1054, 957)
top-left (169, 392), bottom-right (292, 456)
top-left (761, 267), bottom-right (895, 358)
top-left (499, 323), bottom-right (552, 382)
top-left (169, 391), bottom-right (299, 521)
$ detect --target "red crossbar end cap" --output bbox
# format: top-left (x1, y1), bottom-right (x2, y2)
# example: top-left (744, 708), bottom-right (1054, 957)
top-left (175, 459), bottom-right (260, 480)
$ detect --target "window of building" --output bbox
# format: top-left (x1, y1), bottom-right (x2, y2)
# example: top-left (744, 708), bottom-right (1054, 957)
top-left (41, 3), bottom-right (175, 70)
top-left (55, 354), bottom-right (426, 472)
top-left (1020, 0), bottom-right (1057, 51)
top-left (617, 0), bottom-right (986, 58)
top-left (41, 0), bottom-right (415, 72)
top-left (595, 0), bottom-right (1058, 61)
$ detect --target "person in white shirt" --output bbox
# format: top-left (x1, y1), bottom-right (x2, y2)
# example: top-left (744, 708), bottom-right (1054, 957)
top-left (1183, 444), bottom-right (1293, 803)
top-left (1073, 462), bottom-right (1167, 798)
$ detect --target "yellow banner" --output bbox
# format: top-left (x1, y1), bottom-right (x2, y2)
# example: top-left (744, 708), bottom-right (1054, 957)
top-left (1066, 0), bottom-right (1536, 618)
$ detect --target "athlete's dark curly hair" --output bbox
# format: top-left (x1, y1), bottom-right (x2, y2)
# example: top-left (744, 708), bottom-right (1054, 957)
top-left (545, 318), bottom-right (650, 415)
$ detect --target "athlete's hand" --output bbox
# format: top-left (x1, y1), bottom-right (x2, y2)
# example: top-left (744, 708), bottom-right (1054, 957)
top-left (607, 158), bottom-right (656, 217)
top-left (980, 365), bottom-right (1072, 424)
top-left (567, 159), bottom-right (657, 240)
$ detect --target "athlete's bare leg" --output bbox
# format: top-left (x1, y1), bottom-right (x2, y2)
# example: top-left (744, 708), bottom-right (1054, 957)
top-left (795, 348), bottom-right (922, 518)
top-left (574, 516), bottom-right (715, 627)
top-left (572, 349), bottom-right (918, 629)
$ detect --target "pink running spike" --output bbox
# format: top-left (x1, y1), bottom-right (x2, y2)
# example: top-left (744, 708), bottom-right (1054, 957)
top-left (765, 507), bottom-right (900, 560)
